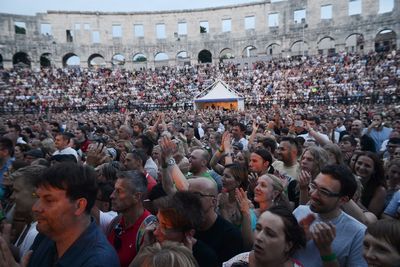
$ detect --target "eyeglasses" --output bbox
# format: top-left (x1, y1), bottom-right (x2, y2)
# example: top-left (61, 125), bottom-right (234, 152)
top-left (113, 223), bottom-right (123, 250)
top-left (192, 191), bottom-right (216, 198)
top-left (309, 182), bottom-right (341, 198)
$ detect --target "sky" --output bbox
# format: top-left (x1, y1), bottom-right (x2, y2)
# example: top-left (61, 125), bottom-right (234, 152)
top-left (0, 0), bottom-right (264, 15)
top-left (0, 0), bottom-right (393, 16)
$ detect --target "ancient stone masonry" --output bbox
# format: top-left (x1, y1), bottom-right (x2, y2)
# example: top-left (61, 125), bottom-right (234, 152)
top-left (0, 0), bottom-right (398, 69)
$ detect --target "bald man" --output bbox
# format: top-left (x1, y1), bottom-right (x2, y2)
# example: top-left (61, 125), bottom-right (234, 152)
top-left (188, 178), bottom-right (243, 266)
top-left (188, 149), bottom-right (223, 191)
top-left (350, 120), bottom-right (363, 139)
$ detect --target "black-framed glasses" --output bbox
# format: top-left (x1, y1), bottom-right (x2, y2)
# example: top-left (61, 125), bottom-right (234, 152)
top-left (113, 223), bottom-right (123, 250)
top-left (309, 182), bottom-right (341, 198)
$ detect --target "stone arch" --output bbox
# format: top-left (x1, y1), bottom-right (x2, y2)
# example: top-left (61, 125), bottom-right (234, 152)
top-left (133, 53), bottom-right (147, 62)
top-left (345, 33), bottom-right (364, 53)
top-left (198, 49), bottom-right (212, 63)
top-left (317, 36), bottom-right (335, 55)
top-left (154, 52), bottom-right (169, 61)
top-left (266, 43), bottom-right (281, 56)
top-left (375, 28), bottom-right (397, 52)
top-left (13, 52), bottom-right (31, 68)
top-left (219, 48), bottom-right (235, 59)
top-left (62, 53), bottom-right (80, 67)
top-left (111, 54), bottom-right (125, 65)
top-left (242, 45), bottom-right (257, 58)
top-left (176, 51), bottom-right (189, 60)
top-left (88, 53), bottom-right (106, 68)
top-left (40, 53), bottom-right (52, 68)
top-left (290, 40), bottom-right (309, 56)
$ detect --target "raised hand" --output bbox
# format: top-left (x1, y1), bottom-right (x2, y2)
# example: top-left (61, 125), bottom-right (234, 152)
top-left (235, 188), bottom-right (251, 215)
top-left (252, 120), bottom-right (259, 133)
top-left (248, 172), bottom-right (258, 194)
top-left (86, 142), bottom-right (110, 167)
top-left (299, 213), bottom-right (316, 241)
top-left (299, 170), bottom-right (312, 190)
top-left (222, 132), bottom-right (232, 152)
top-left (273, 169), bottom-right (289, 189)
top-left (159, 136), bottom-right (177, 163)
top-left (311, 222), bottom-right (336, 254)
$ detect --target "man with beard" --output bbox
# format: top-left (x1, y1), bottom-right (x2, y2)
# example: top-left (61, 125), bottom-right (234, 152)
top-left (272, 137), bottom-right (300, 180)
top-left (293, 164), bottom-right (367, 267)
top-left (132, 122), bottom-right (144, 138)
top-left (273, 137), bottom-right (301, 207)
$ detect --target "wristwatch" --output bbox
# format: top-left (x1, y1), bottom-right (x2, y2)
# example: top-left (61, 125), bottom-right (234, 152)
top-left (167, 158), bottom-right (176, 167)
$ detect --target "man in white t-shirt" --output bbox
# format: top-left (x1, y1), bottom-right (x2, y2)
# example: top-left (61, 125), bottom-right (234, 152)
top-left (298, 116), bottom-right (330, 146)
top-left (231, 122), bottom-right (249, 151)
top-left (52, 132), bottom-right (79, 162)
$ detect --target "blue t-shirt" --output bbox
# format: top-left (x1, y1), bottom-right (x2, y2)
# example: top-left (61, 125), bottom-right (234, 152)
top-left (293, 205), bottom-right (367, 267)
top-left (28, 220), bottom-right (119, 267)
top-left (363, 127), bottom-right (392, 152)
top-left (384, 189), bottom-right (400, 218)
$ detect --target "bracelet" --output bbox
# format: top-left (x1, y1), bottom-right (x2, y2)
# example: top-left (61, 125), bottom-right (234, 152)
top-left (167, 158), bottom-right (176, 167)
top-left (217, 147), bottom-right (224, 153)
top-left (321, 253), bottom-right (336, 262)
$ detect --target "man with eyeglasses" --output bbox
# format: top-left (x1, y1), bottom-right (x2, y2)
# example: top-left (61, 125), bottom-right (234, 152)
top-left (143, 191), bottom-right (218, 267)
top-left (159, 137), bottom-right (243, 265)
top-left (106, 170), bottom-right (156, 267)
top-left (292, 164), bottom-right (367, 267)
top-left (188, 178), bottom-right (243, 266)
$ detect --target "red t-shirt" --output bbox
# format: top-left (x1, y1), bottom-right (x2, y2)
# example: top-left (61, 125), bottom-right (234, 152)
top-left (107, 210), bottom-right (153, 267)
top-left (145, 172), bottom-right (157, 192)
top-left (80, 139), bottom-right (91, 153)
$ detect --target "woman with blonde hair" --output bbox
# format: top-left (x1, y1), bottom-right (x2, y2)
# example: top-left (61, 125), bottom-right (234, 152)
top-left (130, 241), bottom-right (199, 267)
top-left (236, 173), bottom-right (290, 249)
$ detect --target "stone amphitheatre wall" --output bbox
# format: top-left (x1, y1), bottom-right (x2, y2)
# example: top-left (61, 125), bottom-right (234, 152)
top-left (0, 0), bottom-right (398, 69)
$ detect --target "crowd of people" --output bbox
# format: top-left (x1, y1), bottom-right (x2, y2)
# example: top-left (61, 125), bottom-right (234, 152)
top-left (0, 49), bottom-right (399, 267)
top-left (0, 50), bottom-right (399, 114)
